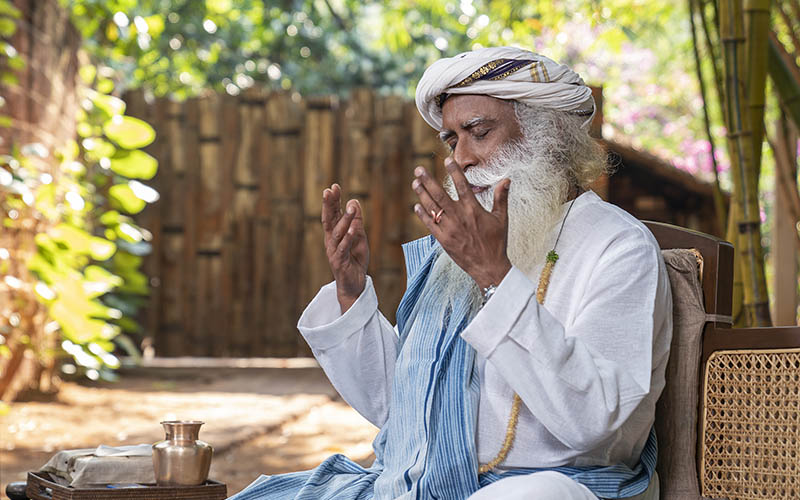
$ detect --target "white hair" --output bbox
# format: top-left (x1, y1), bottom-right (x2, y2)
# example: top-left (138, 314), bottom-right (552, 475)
top-left (421, 103), bottom-right (608, 310)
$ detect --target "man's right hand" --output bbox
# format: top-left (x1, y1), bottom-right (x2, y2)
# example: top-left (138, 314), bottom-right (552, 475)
top-left (322, 183), bottom-right (369, 313)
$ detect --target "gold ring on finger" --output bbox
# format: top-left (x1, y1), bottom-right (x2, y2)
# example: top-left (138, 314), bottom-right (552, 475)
top-left (432, 208), bottom-right (444, 224)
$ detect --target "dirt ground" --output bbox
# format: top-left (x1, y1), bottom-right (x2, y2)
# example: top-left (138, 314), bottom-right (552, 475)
top-left (0, 361), bottom-right (379, 499)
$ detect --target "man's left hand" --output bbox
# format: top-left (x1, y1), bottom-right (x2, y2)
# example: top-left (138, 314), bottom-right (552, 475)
top-left (412, 158), bottom-right (512, 290)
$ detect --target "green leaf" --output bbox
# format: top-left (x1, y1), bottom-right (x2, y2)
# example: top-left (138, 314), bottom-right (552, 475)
top-left (77, 122), bottom-right (94, 138)
top-left (7, 55), bottom-right (24, 70)
top-left (91, 92), bottom-right (126, 118)
top-left (621, 26), bottom-right (637, 41)
top-left (79, 65), bottom-right (97, 85)
top-left (84, 265), bottom-right (123, 296)
top-left (116, 268), bottom-right (149, 295)
top-left (109, 183), bottom-right (147, 214)
top-left (84, 138), bottom-right (116, 160)
top-left (0, 18), bottom-right (15, 37)
top-left (103, 115), bottom-right (155, 149)
top-left (0, 1), bottom-right (22, 18)
top-left (108, 150), bottom-right (158, 179)
top-left (99, 210), bottom-right (122, 226)
top-left (1, 72), bottom-right (18, 86)
top-left (115, 316), bottom-right (142, 335)
top-left (50, 223), bottom-right (93, 254)
top-left (89, 236), bottom-right (116, 260)
top-left (97, 78), bottom-right (114, 94)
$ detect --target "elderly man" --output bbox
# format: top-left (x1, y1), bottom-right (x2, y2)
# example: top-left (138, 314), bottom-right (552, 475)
top-left (229, 47), bottom-right (671, 500)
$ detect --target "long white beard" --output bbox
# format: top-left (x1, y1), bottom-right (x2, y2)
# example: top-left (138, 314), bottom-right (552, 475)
top-left (422, 134), bottom-right (571, 308)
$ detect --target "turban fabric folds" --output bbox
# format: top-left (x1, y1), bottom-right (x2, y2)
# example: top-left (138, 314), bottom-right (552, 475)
top-left (415, 46), bottom-right (595, 131)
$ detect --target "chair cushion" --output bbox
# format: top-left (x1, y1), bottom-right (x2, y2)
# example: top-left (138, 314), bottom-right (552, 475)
top-left (655, 249), bottom-right (707, 500)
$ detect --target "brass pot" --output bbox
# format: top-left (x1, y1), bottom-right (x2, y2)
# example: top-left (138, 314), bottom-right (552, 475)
top-left (152, 420), bottom-right (213, 486)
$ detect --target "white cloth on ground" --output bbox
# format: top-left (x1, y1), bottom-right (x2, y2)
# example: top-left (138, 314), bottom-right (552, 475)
top-left (39, 444), bottom-right (154, 486)
top-left (297, 190), bottom-right (672, 472)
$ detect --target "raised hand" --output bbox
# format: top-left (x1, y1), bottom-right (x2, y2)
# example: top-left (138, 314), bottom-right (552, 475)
top-left (322, 183), bottom-right (369, 313)
top-left (412, 158), bottom-right (512, 290)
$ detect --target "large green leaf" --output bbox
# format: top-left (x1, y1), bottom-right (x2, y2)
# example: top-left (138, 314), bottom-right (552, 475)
top-left (109, 183), bottom-right (147, 214)
top-left (50, 223), bottom-right (93, 254)
top-left (103, 115), bottom-right (156, 149)
top-left (91, 92), bottom-right (126, 119)
top-left (108, 150), bottom-right (157, 179)
top-left (83, 265), bottom-right (123, 297)
top-left (89, 237), bottom-right (116, 261)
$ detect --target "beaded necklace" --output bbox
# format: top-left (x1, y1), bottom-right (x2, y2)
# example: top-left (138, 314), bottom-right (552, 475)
top-left (477, 195), bottom-right (578, 474)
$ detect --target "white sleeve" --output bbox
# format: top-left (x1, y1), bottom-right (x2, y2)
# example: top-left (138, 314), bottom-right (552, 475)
top-left (460, 237), bottom-right (666, 452)
top-left (297, 275), bottom-right (398, 427)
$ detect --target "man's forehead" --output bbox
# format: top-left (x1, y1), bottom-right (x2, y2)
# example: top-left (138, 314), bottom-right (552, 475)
top-left (440, 95), bottom-right (514, 130)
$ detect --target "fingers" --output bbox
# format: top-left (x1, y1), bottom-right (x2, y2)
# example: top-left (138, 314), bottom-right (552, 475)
top-left (335, 222), bottom-right (357, 259)
top-left (491, 179), bottom-right (511, 220)
top-left (334, 200), bottom-right (365, 261)
top-left (443, 158), bottom-right (478, 203)
top-left (413, 203), bottom-right (440, 235)
top-left (348, 198), bottom-right (365, 237)
top-left (321, 183), bottom-right (342, 232)
top-left (413, 166), bottom-right (452, 209)
top-left (412, 176), bottom-right (444, 220)
top-left (327, 199), bottom-right (357, 252)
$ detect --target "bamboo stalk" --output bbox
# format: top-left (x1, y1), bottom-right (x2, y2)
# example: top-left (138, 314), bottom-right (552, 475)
top-left (699, 0), bottom-right (728, 124)
top-left (745, 0), bottom-right (771, 173)
top-left (726, 202), bottom-right (746, 326)
top-left (690, 0), bottom-right (728, 233)
top-left (720, 0), bottom-right (772, 326)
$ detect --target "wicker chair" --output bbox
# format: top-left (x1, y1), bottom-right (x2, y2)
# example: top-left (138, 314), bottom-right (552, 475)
top-left (646, 221), bottom-right (800, 500)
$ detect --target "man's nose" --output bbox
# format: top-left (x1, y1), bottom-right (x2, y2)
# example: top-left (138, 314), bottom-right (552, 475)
top-left (452, 144), bottom-right (477, 171)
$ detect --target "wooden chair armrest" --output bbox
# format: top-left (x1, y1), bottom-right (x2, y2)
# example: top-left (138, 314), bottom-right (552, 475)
top-left (702, 326), bottom-right (800, 364)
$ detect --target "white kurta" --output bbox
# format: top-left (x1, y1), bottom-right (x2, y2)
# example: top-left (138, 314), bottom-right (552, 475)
top-left (297, 191), bottom-right (672, 471)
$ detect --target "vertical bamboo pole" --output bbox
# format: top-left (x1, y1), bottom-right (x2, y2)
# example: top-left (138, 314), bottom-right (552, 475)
top-left (373, 95), bottom-right (410, 322)
top-left (163, 98), bottom-right (188, 356)
top-left (266, 91), bottom-right (305, 356)
top-left (253, 91), bottom-right (272, 356)
top-left (181, 98), bottom-right (201, 356)
top-left (196, 94), bottom-right (225, 355)
top-left (219, 93), bottom-right (241, 356)
top-left (745, 0), bottom-right (770, 176)
top-left (300, 96), bottom-right (338, 355)
top-left (720, 0), bottom-right (772, 326)
top-left (229, 89), bottom-right (260, 356)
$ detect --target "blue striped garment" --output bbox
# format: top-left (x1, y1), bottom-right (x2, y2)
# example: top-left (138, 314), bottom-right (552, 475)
top-left (228, 236), bottom-right (655, 500)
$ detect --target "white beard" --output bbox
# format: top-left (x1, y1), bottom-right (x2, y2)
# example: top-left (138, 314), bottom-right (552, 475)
top-left (422, 134), bottom-right (571, 309)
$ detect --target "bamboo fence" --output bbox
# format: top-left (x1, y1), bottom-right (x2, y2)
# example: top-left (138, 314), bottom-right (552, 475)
top-left (124, 88), bottom-right (446, 357)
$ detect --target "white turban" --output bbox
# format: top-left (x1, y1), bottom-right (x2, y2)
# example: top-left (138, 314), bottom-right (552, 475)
top-left (415, 46), bottom-right (595, 131)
